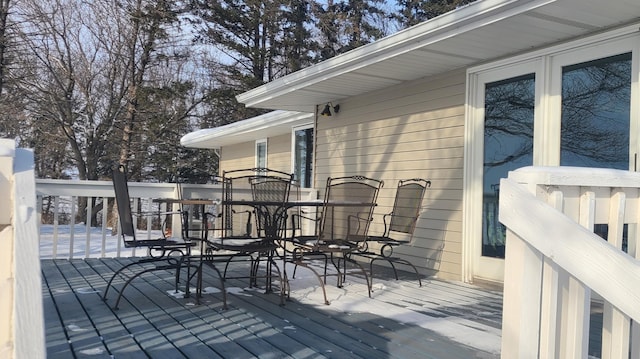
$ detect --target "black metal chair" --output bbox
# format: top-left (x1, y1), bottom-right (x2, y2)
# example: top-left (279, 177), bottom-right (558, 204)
top-left (103, 165), bottom-right (197, 309)
top-left (288, 175), bottom-right (383, 304)
top-left (196, 168), bottom-right (293, 305)
top-left (355, 178), bottom-right (430, 286)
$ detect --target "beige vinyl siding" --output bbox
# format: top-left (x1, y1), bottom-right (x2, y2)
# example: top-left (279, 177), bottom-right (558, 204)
top-left (219, 134), bottom-right (293, 174)
top-left (315, 69), bottom-right (466, 281)
top-left (219, 142), bottom-right (254, 172)
top-left (264, 133), bottom-right (292, 173)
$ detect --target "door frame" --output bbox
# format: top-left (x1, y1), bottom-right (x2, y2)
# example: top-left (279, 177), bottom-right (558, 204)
top-left (464, 59), bottom-right (543, 283)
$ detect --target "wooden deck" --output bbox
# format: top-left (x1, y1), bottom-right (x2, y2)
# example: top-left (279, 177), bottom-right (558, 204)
top-left (42, 257), bottom-right (504, 358)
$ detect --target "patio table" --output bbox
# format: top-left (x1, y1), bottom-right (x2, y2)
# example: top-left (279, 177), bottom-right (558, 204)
top-left (224, 199), bottom-right (377, 304)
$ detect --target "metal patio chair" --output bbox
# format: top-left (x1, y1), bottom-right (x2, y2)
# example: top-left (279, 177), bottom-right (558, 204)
top-left (288, 175), bottom-right (383, 304)
top-left (355, 178), bottom-right (430, 286)
top-left (103, 165), bottom-right (197, 309)
top-left (196, 168), bottom-right (293, 305)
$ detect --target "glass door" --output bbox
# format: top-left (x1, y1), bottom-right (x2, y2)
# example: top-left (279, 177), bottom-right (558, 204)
top-left (467, 61), bottom-right (540, 282)
top-left (482, 74), bottom-right (536, 258)
top-left (466, 33), bottom-right (638, 283)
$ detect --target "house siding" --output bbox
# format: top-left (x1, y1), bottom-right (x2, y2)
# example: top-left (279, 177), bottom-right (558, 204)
top-left (264, 133), bottom-right (292, 173)
top-left (219, 142), bottom-right (254, 172)
top-left (315, 69), bottom-right (466, 281)
top-left (219, 134), bottom-right (292, 174)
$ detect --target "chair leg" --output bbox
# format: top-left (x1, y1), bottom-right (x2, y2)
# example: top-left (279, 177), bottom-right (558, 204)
top-left (291, 260), bottom-right (330, 305)
top-left (175, 255), bottom-right (192, 296)
top-left (370, 256), bottom-right (422, 287)
top-left (370, 256), bottom-right (399, 280)
top-left (329, 254), bottom-right (344, 287)
top-left (202, 261), bottom-right (228, 309)
top-left (103, 258), bottom-right (158, 301)
top-left (265, 255), bottom-right (288, 305)
top-left (342, 256), bottom-right (372, 298)
top-left (112, 266), bottom-right (168, 309)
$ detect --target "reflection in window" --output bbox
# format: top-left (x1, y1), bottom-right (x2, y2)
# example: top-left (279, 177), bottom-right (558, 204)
top-left (560, 53), bottom-right (631, 169)
top-left (256, 140), bottom-right (267, 168)
top-left (293, 127), bottom-right (313, 188)
top-left (483, 74), bottom-right (535, 258)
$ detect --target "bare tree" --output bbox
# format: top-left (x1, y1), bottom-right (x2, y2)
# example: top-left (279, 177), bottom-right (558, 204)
top-left (5, 0), bottom-right (211, 224)
top-left (0, 0), bottom-right (11, 96)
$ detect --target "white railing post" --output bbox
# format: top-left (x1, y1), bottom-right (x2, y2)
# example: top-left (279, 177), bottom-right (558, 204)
top-left (602, 189), bottom-right (631, 358)
top-left (0, 139), bottom-right (14, 224)
top-left (500, 230), bottom-right (544, 357)
top-left (0, 139), bottom-right (15, 359)
top-left (499, 179), bottom-right (544, 358)
top-left (538, 189), bottom-right (563, 358)
top-left (0, 139), bottom-right (45, 359)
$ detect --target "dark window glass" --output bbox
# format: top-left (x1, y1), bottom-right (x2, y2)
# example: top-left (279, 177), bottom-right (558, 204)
top-left (294, 128), bottom-right (313, 188)
top-left (483, 73), bottom-right (535, 258)
top-left (560, 53), bottom-right (631, 169)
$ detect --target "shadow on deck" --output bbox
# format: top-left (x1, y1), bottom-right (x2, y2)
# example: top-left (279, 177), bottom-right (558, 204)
top-left (42, 258), bottom-right (503, 359)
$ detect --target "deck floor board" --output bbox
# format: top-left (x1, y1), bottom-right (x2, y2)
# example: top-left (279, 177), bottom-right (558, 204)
top-left (43, 258), bottom-right (504, 358)
top-left (63, 258), bottom-right (148, 359)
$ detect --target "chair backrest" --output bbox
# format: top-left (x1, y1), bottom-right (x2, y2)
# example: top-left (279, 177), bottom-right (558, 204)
top-left (221, 168), bottom-right (293, 240)
top-left (320, 175), bottom-right (383, 242)
top-left (112, 164), bottom-right (137, 243)
top-left (250, 171), bottom-right (294, 239)
top-left (387, 179), bottom-right (430, 237)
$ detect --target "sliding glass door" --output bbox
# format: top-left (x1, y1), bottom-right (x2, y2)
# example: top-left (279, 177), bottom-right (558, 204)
top-left (466, 33), bottom-right (637, 283)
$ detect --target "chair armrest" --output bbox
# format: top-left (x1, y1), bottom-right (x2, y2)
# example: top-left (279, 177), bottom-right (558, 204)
top-left (346, 212), bottom-right (374, 240)
top-left (381, 211), bottom-right (393, 237)
top-left (291, 212), bottom-right (321, 237)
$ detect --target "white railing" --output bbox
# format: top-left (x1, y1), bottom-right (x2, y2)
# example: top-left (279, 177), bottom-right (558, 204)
top-left (0, 139), bottom-right (45, 359)
top-left (37, 179), bottom-right (221, 258)
top-left (36, 178), bottom-right (318, 259)
top-left (499, 166), bottom-right (640, 358)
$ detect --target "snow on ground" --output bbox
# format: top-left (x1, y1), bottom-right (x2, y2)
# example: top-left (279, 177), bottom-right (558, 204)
top-left (282, 262), bottom-right (502, 356)
top-left (39, 224), bottom-right (153, 259)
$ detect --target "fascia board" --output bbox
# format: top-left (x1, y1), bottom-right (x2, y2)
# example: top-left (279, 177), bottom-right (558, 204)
top-left (180, 111), bottom-right (313, 149)
top-left (236, 0), bottom-right (557, 108)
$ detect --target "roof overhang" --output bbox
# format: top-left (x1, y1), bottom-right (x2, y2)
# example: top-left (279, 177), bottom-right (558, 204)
top-left (237, 0), bottom-right (640, 111)
top-left (180, 110), bottom-right (313, 149)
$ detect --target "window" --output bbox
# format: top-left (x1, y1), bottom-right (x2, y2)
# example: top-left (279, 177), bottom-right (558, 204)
top-left (292, 125), bottom-right (313, 188)
top-left (559, 53), bottom-right (631, 169)
top-left (255, 139), bottom-right (267, 168)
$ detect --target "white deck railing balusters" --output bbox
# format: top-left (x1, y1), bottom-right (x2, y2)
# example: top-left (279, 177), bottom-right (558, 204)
top-left (69, 196), bottom-right (76, 259)
top-left (35, 179), bottom-right (318, 259)
top-left (500, 166), bottom-right (640, 358)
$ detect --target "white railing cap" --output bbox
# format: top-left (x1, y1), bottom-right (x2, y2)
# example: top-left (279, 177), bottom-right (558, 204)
top-left (0, 138), bottom-right (15, 157)
top-left (508, 166), bottom-right (640, 188)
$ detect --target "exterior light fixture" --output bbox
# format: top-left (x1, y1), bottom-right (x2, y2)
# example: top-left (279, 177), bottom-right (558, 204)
top-left (320, 102), bottom-right (340, 116)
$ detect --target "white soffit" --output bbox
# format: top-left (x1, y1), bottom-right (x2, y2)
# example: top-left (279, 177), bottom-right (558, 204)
top-left (237, 0), bottom-right (640, 111)
top-left (180, 111), bottom-right (313, 149)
